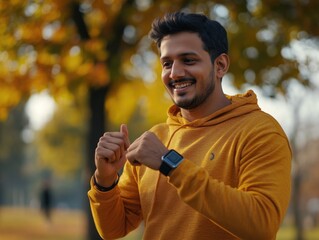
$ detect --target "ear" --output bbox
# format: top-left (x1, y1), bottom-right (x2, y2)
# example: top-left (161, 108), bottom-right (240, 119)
top-left (214, 53), bottom-right (230, 80)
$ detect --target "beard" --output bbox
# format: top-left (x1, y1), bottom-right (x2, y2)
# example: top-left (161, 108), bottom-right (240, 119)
top-left (174, 77), bottom-right (215, 110)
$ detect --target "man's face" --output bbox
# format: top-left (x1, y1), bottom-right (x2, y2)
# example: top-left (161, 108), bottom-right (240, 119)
top-left (160, 32), bottom-right (216, 110)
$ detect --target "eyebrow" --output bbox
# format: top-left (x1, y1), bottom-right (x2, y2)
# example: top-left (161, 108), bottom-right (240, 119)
top-left (160, 52), bottom-right (198, 61)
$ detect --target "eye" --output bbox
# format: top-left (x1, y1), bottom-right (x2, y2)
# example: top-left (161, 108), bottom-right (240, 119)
top-left (183, 58), bottom-right (196, 64)
top-left (161, 61), bottom-right (172, 68)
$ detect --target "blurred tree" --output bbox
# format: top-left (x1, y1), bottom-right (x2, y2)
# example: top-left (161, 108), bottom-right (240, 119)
top-left (35, 81), bottom-right (88, 176)
top-left (1, 0), bottom-right (319, 239)
top-left (285, 82), bottom-right (319, 240)
top-left (0, 102), bottom-right (29, 206)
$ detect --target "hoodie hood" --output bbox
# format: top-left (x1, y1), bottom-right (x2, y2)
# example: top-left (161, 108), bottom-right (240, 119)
top-left (166, 90), bottom-right (261, 128)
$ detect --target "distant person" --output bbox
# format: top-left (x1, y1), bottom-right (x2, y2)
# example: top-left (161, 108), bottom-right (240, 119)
top-left (40, 179), bottom-right (52, 222)
top-left (88, 11), bottom-right (292, 239)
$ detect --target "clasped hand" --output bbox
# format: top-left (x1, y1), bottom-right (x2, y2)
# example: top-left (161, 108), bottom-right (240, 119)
top-left (94, 124), bottom-right (168, 186)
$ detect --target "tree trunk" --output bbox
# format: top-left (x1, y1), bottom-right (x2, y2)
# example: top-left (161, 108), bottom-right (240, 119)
top-left (70, 0), bottom-right (140, 238)
top-left (86, 86), bottom-right (108, 240)
top-left (290, 99), bottom-right (304, 240)
top-left (71, 3), bottom-right (107, 239)
top-left (292, 171), bottom-right (304, 240)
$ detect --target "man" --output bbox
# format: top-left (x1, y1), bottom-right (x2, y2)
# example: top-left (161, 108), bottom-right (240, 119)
top-left (88, 12), bottom-right (291, 240)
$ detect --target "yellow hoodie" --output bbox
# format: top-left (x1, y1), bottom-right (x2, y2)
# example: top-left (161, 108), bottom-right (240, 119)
top-left (88, 90), bottom-right (292, 240)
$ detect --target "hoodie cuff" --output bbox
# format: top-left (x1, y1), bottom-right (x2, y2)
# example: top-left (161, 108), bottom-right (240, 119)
top-left (88, 176), bottom-right (120, 203)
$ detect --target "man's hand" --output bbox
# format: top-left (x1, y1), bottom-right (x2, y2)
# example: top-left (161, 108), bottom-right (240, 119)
top-left (94, 124), bottom-right (130, 187)
top-left (126, 131), bottom-right (168, 170)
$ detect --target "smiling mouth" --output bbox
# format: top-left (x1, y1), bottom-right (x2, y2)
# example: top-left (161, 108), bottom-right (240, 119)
top-left (169, 79), bottom-right (196, 90)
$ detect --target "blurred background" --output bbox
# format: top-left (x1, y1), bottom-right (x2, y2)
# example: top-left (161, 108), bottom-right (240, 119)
top-left (0, 0), bottom-right (318, 239)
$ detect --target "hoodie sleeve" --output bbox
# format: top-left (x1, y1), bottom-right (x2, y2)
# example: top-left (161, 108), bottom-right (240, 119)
top-left (87, 163), bottom-right (142, 239)
top-left (167, 129), bottom-right (291, 240)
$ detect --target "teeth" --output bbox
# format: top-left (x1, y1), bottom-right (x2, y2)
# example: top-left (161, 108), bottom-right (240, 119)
top-left (173, 82), bottom-right (192, 89)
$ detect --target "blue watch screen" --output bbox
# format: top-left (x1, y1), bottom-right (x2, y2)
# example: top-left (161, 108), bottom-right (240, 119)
top-left (167, 150), bottom-right (183, 164)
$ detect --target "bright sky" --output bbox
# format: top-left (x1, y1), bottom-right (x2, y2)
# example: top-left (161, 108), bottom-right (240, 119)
top-left (222, 79), bottom-right (292, 135)
top-left (25, 91), bottom-right (56, 131)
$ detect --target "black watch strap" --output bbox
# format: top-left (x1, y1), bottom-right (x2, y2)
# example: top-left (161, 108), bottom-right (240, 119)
top-left (159, 161), bottom-right (172, 176)
top-left (93, 173), bottom-right (120, 192)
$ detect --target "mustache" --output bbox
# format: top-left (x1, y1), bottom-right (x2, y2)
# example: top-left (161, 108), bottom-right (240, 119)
top-left (169, 77), bottom-right (196, 86)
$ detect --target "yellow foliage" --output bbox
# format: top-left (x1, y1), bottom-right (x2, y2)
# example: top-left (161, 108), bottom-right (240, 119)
top-left (86, 8), bottom-right (107, 37)
top-left (54, 72), bottom-right (67, 87)
top-left (143, 84), bottom-right (171, 125)
top-left (142, 60), bottom-right (172, 125)
top-left (0, 58), bottom-right (9, 76)
top-left (0, 84), bottom-right (19, 105)
top-left (35, 82), bottom-right (88, 176)
top-left (17, 23), bottom-right (43, 43)
top-left (106, 82), bottom-right (144, 125)
top-left (0, 34), bottom-right (16, 49)
top-left (87, 62), bottom-right (109, 87)
top-left (84, 39), bottom-right (108, 61)
top-left (51, 26), bottom-right (69, 43)
top-left (106, 72), bottom-right (172, 127)
top-left (0, 2), bottom-right (6, 11)
top-left (76, 61), bottom-right (92, 77)
top-left (0, 107), bottom-right (8, 121)
top-left (2, 0), bottom-right (23, 8)
top-left (0, 84), bottom-right (21, 117)
top-left (30, 67), bottom-right (50, 91)
top-left (85, 39), bottom-right (105, 53)
top-left (62, 50), bottom-right (83, 72)
top-left (39, 4), bottom-right (62, 22)
top-left (37, 134), bottom-right (84, 174)
top-left (54, 88), bottom-right (74, 105)
top-left (37, 50), bottom-right (59, 66)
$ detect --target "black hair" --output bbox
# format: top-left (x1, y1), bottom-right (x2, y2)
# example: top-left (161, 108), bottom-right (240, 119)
top-left (149, 11), bottom-right (228, 62)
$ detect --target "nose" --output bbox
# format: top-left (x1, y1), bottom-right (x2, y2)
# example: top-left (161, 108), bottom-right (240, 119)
top-left (169, 62), bottom-right (185, 80)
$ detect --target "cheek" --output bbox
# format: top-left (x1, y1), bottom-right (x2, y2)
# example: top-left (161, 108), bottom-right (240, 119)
top-left (161, 70), bottom-right (170, 85)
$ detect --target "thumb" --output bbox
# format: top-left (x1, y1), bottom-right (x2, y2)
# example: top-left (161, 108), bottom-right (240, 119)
top-left (120, 124), bottom-right (130, 149)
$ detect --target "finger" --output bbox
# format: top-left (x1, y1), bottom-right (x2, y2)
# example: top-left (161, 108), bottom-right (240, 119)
top-left (126, 148), bottom-right (142, 166)
top-left (120, 124), bottom-right (130, 149)
top-left (100, 132), bottom-right (127, 159)
top-left (95, 147), bottom-right (116, 163)
top-left (127, 156), bottom-right (141, 166)
top-left (96, 141), bottom-right (123, 159)
top-left (103, 131), bottom-right (125, 139)
top-left (131, 160), bottom-right (141, 166)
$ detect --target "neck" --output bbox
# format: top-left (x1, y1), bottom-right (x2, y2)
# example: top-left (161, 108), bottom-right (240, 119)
top-left (180, 90), bottom-right (231, 122)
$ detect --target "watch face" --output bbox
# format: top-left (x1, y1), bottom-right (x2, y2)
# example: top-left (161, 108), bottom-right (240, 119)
top-left (163, 150), bottom-right (184, 168)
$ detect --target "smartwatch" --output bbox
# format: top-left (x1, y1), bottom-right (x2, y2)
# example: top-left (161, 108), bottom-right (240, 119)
top-left (159, 149), bottom-right (184, 176)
